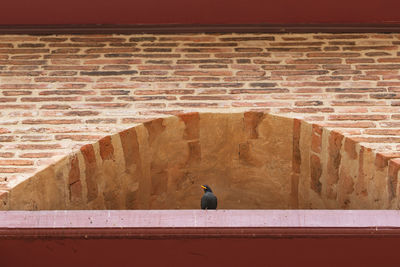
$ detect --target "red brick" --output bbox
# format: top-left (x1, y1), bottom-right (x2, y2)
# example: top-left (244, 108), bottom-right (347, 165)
top-left (388, 158), bottom-right (400, 201)
top-left (78, 103), bottom-right (129, 108)
top-left (99, 136), bottom-right (114, 161)
top-left (352, 136), bottom-right (400, 143)
top-left (179, 113), bottom-right (200, 140)
top-left (55, 135), bottom-right (102, 141)
top-left (279, 107), bottom-right (334, 113)
top-left (19, 153), bottom-right (56, 158)
top-left (310, 155), bottom-right (322, 194)
top-left (324, 131), bottom-right (342, 197)
top-left (130, 77), bottom-right (189, 82)
top-left (84, 59), bottom-right (141, 65)
top-left (292, 119), bottom-right (301, 174)
top-left (231, 89), bottom-right (288, 94)
top-left (93, 83), bottom-right (140, 89)
top-left (267, 47), bottom-right (320, 52)
top-left (85, 48), bottom-right (140, 54)
top-left (0, 60), bottom-right (47, 65)
top-left (0, 152), bottom-right (14, 158)
top-left (0, 97), bottom-right (16, 102)
top-left (377, 58), bottom-right (400, 63)
top-left (39, 90), bottom-right (95, 96)
top-left (311, 124), bottom-right (322, 153)
top-left (220, 36), bottom-right (274, 41)
top-left (51, 48), bottom-right (81, 54)
top-left (35, 77), bottom-right (93, 83)
top-left (281, 82), bottom-right (340, 87)
top-left (0, 159), bottom-right (34, 166)
top-left (0, 191), bottom-right (9, 207)
top-left (129, 54), bottom-right (181, 58)
top-left (120, 96), bottom-right (176, 102)
top-left (236, 70), bottom-right (266, 76)
top-left (69, 181), bottom-right (82, 203)
top-left (313, 35), bottom-right (368, 39)
top-left (307, 52), bottom-right (361, 57)
top-left (22, 119), bottom-right (81, 125)
top-left (0, 167), bottom-right (35, 173)
top-left (0, 104), bottom-right (35, 110)
top-left (286, 58), bottom-right (341, 64)
top-left (352, 75), bottom-right (380, 80)
top-left (68, 155), bottom-right (80, 185)
top-left (3, 91), bottom-right (32, 96)
top-left (86, 118), bottom-right (117, 124)
top-left (344, 138), bottom-right (358, 160)
top-left (343, 46), bottom-right (397, 51)
top-left (80, 144), bottom-right (98, 202)
top-left (187, 82), bottom-right (243, 88)
top-left (119, 128), bottom-right (141, 170)
top-left (356, 64), bottom-right (400, 70)
top-left (40, 104), bottom-right (71, 110)
top-left (0, 84), bottom-right (49, 89)
top-left (232, 102), bottom-right (286, 107)
top-left (346, 58), bottom-right (375, 64)
top-left (328, 115), bottom-right (388, 121)
top-left (174, 70), bottom-right (232, 76)
top-left (177, 48), bottom-right (232, 53)
top-left (0, 49), bottom-right (49, 54)
top-left (193, 77), bottom-right (221, 81)
top-left (375, 153), bottom-right (391, 170)
top-left (16, 144), bottom-right (61, 150)
top-left (143, 118), bottom-right (166, 145)
top-left (141, 43), bottom-right (177, 47)
top-left (215, 53), bottom-right (270, 58)
top-left (180, 95), bottom-right (239, 101)
top-left (71, 37), bottom-right (126, 42)
top-left (140, 71), bottom-right (168, 75)
top-left (160, 36), bottom-right (217, 42)
top-left (85, 97), bottom-right (114, 102)
top-left (295, 101), bottom-right (323, 106)
top-left (11, 55), bottom-right (41, 59)
top-left (0, 71), bottom-right (43, 76)
top-left (244, 112), bottom-right (265, 139)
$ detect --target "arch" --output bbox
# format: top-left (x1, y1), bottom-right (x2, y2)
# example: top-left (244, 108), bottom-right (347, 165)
top-left (1, 112), bottom-right (399, 210)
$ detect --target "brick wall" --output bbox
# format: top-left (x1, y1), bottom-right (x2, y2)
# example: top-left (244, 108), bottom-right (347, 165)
top-left (0, 33), bottom-right (400, 204)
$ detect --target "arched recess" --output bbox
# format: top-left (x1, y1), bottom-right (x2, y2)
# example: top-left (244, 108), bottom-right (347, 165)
top-left (1, 112), bottom-right (400, 210)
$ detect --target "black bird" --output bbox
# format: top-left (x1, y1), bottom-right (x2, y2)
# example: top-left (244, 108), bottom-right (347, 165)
top-left (201, 185), bottom-right (217, 210)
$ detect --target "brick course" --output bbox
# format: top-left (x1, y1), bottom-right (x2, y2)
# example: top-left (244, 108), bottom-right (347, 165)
top-left (0, 33), bottom-right (400, 197)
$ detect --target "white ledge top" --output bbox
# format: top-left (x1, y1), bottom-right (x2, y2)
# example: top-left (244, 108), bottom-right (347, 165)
top-left (1, 210), bottom-right (400, 228)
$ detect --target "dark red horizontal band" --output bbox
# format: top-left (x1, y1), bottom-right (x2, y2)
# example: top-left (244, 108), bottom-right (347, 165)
top-left (0, 24), bottom-right (400, 34)
top-left (2, 227), bottom-right (400, 239)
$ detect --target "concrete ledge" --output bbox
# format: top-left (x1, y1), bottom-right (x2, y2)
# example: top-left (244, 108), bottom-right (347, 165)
top-left (2, 210), bottom-right (400, 239)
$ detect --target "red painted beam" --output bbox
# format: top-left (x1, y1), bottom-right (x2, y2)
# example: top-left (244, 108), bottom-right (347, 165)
top-left (0, 0), bottom-right (399, 25)
top-left (1, 237), bottom-right (399, 267)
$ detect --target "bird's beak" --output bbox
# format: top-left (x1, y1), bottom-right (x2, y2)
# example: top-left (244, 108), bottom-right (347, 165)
top-left (201, 185), bottom-right (206, 189)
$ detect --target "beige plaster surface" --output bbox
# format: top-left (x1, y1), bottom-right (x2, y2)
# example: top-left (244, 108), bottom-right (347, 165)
top-left (3, 112), bottom-right (399, 210)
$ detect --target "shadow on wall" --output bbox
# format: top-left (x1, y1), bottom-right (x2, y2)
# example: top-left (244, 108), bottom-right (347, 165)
top-left (1, 112), bottom-right (399, 210)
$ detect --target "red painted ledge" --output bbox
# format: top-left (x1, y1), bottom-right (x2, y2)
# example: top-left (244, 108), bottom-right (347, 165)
top-left (1, 210), bottom-right (400, 239)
